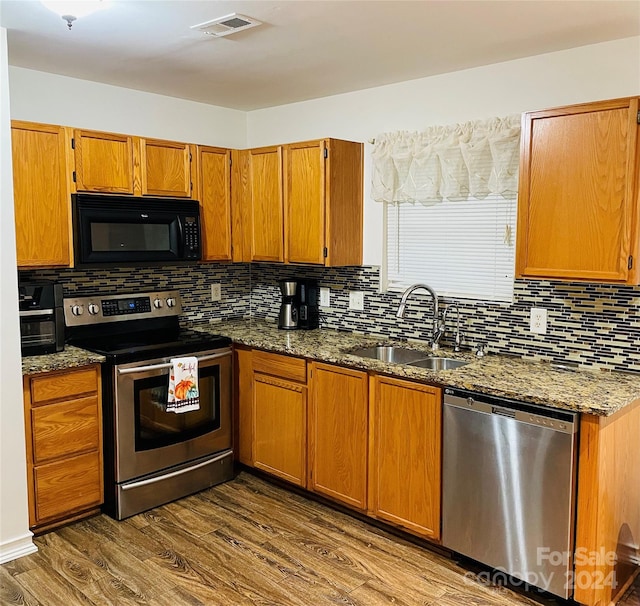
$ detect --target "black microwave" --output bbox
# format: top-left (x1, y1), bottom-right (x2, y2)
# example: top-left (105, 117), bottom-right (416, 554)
top-left (73, 194), bottom-right (201, 267)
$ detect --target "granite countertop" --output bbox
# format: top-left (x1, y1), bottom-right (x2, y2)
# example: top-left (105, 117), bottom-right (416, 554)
top-left (188, 318), bottom-right (640, 417)
top-left (21, 346), bottom-right (106, 376)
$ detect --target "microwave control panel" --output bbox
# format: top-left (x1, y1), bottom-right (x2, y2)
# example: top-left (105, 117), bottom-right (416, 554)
top-left (64, 290), bottom-right (182, 326)
top-left (183, 216), bottom-right (200, 259)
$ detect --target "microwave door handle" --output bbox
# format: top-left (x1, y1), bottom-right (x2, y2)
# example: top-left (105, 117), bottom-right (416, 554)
top-left (117, 350), bottom-right (232, 375)
top-left (177, 214), bottom-right (184, 256)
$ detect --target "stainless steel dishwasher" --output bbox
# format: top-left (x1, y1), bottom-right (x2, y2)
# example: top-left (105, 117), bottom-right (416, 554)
top-left (442, 387), bottom-right (578, 599)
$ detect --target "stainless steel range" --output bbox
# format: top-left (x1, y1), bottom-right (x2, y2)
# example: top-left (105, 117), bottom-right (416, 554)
top-left (65, 289), bottom-right (233, 520)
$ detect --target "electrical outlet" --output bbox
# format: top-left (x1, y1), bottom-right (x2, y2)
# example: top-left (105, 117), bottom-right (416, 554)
top-left (349, 291), bottom-right (365, 311)
top-left (530, 307), bottom-right (547, 334)
top-left (320, 287), bottom-right (331, 307)
top-left (211, 283), bottom-right (221, 302)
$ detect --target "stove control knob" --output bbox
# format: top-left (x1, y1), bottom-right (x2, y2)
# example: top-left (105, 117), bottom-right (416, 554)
top-left (88, 303), bottom-right (100, 315)
top-left (71, 304), bottom-right (84, 316)
top-left (166, 297), bottom-right (176, 308)
top-left (153, 298), bottom-right (164, 309)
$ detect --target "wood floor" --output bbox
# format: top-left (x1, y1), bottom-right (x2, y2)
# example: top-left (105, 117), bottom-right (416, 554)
top-left (2, 472), bottom-right (639, 606)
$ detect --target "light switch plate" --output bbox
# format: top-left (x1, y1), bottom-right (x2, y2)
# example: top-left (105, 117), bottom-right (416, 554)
top-left (530, 307), bottom-right (547, 334)
top-left (320, 287), bottom-right (330, 307)
top-left (349, 291), bottom-right (364, 311)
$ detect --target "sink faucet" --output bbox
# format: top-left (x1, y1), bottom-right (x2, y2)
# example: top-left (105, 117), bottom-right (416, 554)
top-left (396, 283), bottom-right (443, 351)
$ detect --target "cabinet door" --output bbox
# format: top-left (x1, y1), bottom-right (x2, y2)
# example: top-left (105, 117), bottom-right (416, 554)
top-left (34, 451), bottom-right (102, 523)
top-left (11, 121), bottom-right (72, 268)
top-left (197, 146), bottom-right (232, 261)
top-left (249, 146), bottom-right (284, 262)
top-left (517, 97), bottom-right (640, 282)
top-left (285, 141), bottom-right (326, 264)
top-left (309, 363), bottom-right (368, 510)
top-left (253, 373), bottom-right (306, 486)
top-left (74, 129), bottom-right (135, 194)
top-left (370, 376), bottom-right (441, 540)
top-left (140, 138), bottom-right (192, 197)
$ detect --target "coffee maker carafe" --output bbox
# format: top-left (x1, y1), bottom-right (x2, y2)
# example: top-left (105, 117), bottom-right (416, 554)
top-left (278, 280), bottom-right (298, 330)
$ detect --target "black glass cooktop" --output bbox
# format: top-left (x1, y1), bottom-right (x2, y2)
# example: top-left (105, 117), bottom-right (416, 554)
top-left (69, 328), bottom-right (231, 364)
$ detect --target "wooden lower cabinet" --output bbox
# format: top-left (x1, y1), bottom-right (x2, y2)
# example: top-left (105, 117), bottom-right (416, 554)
top-left (23, 365), bottom-right (103, 532)
top-left (251, 351), bottom-right (308, 487)
top-left (308, 363), bottom-right (368, 510)
top-left (235, 348), bottom-right (442, 540)
top-left (369, 375), bottom-right (442, 540)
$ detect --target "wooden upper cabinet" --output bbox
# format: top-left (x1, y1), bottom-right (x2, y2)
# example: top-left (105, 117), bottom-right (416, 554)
top-left (197, 146), bottom-right (232, 261)
top-left (369, 376), bottom-right (442, 540)
top-left (73, 129), bottom-right (135, 194)
top-left (285, 141), bottom-right (326, 264)
top-left (239, 138), bottom-right (363, 266)
top-left (286, 138), bottom-right (363, 266)
top-left (140, 138), bottom-right (193, 198)
top-left (12, 121), bottom-right (72, 268)
top-left (249, 146), bottom-right (284, 262)
top-left (516, 97), bottom-right (640, 283)
top-left (309, 363), bottom-right (368, 510)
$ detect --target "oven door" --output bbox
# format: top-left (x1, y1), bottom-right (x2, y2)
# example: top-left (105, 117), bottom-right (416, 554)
top-left (113, 348), bottom-right (232, 483)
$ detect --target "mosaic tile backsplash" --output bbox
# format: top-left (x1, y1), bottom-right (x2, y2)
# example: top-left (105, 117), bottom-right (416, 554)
top-left (21, 263), bottom-right (640, 372)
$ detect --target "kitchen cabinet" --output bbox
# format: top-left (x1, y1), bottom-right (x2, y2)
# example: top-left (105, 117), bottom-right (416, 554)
top-left (140, 138), bottom-right (193, 198)
top-left (73, 129), bottom-right (135, 194)
top-left (251, 350), bottom-right (308, 487)
top-left (74, 130), bottom-right (194, 198)
top-left (248, 146), bottom-right (285, 262)
top-left (197, 145), bottom-right (232, 261)
top-left (369, 375), bottom-right (441, 540)
top-left (516, 96), bottom-right (640, 283)
top-left (308, 363), bottom-right (368, 510)
top-left (285, 139), bottom-right (363, 266)
top-left (11, 121), bottom-right (73, 268)
top-left (23, 365), bottom-right (103, 533)
top-left (234, 346), bottom-right (253, 465)
top-left (574, 402), bottom-right (640, 606)
top-left (244, 138), bottom-right (363, 266)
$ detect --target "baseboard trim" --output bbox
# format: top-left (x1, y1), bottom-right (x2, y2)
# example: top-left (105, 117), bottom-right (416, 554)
top-left (0, 532), bottom-right (37, 564)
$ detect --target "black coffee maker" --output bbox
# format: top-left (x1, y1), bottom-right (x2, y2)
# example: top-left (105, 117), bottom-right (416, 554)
top-left (297, 279), bottom-right (320, 330)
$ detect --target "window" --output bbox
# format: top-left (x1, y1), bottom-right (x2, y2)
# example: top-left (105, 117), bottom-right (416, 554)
top-left (383, 195), bottom-right (517, 302)
top-left (373, 115), bottom-right (520, 302)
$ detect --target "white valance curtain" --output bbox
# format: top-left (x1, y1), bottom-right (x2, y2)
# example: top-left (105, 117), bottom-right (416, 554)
top-left (371, 115), bottom-right (521, 204)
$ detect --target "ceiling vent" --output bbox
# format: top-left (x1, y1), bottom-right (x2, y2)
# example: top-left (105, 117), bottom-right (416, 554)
top-left (191, 13), bottom-right (262, 38)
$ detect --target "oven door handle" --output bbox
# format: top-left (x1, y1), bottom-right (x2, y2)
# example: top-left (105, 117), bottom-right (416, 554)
top-left (117, 349), bottom-right (232, 375)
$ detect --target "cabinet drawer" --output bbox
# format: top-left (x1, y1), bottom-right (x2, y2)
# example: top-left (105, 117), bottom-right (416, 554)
top-left (34, 451), bottom-right (102, 522)
top-left (252, 350), bottom-right (306, 383)
top-left (32, 396), bottom-right (100, 464)
top-left (30, 367), bottom-right (98, 404)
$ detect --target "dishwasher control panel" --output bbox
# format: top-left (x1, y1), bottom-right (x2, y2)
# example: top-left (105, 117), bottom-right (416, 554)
top-left (444, 388), bottom-right (578, 434)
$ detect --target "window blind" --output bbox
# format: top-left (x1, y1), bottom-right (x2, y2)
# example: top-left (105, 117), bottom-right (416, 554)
top-left (384, 196), bottom-right (517, 302)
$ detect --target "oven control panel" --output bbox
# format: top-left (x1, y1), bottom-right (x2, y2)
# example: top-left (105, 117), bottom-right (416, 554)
top-left (64, 290), bottom-right (182, 326)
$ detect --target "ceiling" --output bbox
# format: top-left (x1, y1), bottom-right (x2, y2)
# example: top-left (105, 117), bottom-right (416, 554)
top-left (1, 0), bottom-right (639, 111)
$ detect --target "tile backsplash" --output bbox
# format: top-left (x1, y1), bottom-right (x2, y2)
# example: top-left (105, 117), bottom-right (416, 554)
top-left (21, 263), bottom-right (640, 372)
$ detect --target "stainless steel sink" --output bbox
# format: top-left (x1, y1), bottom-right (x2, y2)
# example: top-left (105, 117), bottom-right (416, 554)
top-left (407, 357), bottom-right (468, 371)
top-left (347, 345), bottom-right (427, 364)
top-left (347, 345), bottom-right (469, 370)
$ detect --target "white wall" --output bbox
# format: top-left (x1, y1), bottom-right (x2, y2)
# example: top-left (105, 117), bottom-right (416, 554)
top-left (0, 27), bottom-right (36, 564)
top-left (247, 36), bottom-right (640, 265)
top-left (9, 67), bottom-right (248, 148)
